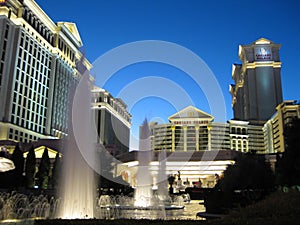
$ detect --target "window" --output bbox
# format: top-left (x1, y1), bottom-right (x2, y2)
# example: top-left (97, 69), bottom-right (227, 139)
top-left (231, 127), bottom-right (236, 134)
top-left (5, 24), bottom-right (9, 39)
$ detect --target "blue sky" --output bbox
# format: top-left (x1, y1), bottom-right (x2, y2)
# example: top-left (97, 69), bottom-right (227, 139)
top-left (36, 0), bottom-right (300, 149)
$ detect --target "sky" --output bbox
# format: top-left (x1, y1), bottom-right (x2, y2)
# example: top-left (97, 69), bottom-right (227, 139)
top-left (36, 0), bottom-right (300, 149)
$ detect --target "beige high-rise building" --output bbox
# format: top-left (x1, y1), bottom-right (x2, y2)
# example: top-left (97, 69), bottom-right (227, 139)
top-left (264, 100), bottom-right (300, 153)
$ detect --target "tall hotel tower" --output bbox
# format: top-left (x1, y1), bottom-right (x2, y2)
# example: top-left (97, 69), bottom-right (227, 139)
top-left (0, 0), bottom-right (91, 143)
top-left (230, 38), bottom-right (283, 124)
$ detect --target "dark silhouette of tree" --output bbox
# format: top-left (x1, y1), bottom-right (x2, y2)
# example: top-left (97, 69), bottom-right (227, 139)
top-left (220, 153), bottom-right (274, 192)
top-left (25, 145), bottom-right (36, 189)
top-left (204, 153), bottom-right (275, 213)
top-left (50, 152), bottom-right (61, 189)
top-left (37, 148), bottom-right (50, 189)
top-left (276, 118), bottom-right (300, 186)
top-left (11, 144), bottom-right (24, 188)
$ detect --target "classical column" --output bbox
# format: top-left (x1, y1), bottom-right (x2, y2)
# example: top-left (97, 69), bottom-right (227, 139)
top-left (183, 126), bottom-right (187, 152)
top-left (195, 126), bottom-right (199, 151)
top-left (207, 125), bottom-right (212, 151)
top-left (171, 125), bottom-right (175, 152)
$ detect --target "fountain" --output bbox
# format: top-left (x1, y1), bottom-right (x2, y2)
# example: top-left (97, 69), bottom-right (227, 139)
top-left (57, 73), bottom-right (97, 219)
top-left (0, 118), bottom-right (186, 222)
top-left (0, 74), bottom-right (97, 223)
top-left (134, 119), bottom-right (153, 207)
top-left (157, 150), bottom-right (169, 201)
top-left (97, 120), bottom-right (184, 219)
top-left (57, 134), bottom-right (96, 219)
top-left (0, 192), bottom-right (58, 220)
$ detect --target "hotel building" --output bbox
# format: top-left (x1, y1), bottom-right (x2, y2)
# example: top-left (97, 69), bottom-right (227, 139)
top-left (0, 0), bottom-right (131, 155)
top-left (0, 0), bottom-right (92, 143)
top-left (116, 106), bottom-right (265, 188)
top-left (116, 38), bottom-right (289, 188)
top-left (264, 100), bottom-right (300, 153)
top-left (230, 38), bottom-right (283, 124)
top-left (92, 87), bottom-right (131, 155)
top-left (0, 2), bottom-right (295, 191)
top-left (150, 106), bottom-right (265, 154)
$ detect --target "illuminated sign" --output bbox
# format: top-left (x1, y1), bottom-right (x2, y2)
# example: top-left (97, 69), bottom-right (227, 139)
top-left (255, 46), bottom-right (272, 61)
top-left (173, 120), bottom-right (209, 125)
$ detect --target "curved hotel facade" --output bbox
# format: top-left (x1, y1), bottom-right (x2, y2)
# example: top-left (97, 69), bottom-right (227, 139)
top-left (0, 0), bottom-right (131, 157)
top-left (150, 106), bottom-right (265, 153)
top-left (0, 0), bottom-right (92, 143)
top-left (117, 106), bottom-right (265, 188)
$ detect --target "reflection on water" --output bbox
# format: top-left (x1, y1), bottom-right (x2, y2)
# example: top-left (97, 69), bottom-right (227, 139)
top-left (97, 198), bottom-right (205, 220)
top-left (166, 200), bottom-right (205, 220)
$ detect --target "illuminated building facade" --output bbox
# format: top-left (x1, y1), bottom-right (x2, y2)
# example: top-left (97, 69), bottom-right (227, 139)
top-left (150, 106), bottom-right (264, 153)
top-left (230, 38), bottom-right (283, 124)
top-left (115, 106), bottom-right (265, 188)
top-left (113, 37), bottom-right (291, 189)
top-left (0, 0), bottom-right (91, 143)
top-left (92, 87), bottom-right (131, 155)
top-left (263, 100), bottom-right (300, 153)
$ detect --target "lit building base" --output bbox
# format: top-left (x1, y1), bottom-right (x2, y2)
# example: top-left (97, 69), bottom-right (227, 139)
top-left (116, 150), bottom-right (239, 189)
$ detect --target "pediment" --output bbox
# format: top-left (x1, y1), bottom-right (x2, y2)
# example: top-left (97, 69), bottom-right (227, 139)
top-left (168, 106), bottom-right (214, 122)
top-left (58, 22), bottom-right (82, 45)
top-left (23, 146), bottom-right (61, 159)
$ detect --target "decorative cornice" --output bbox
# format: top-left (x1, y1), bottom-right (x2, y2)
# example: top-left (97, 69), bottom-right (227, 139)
top-left (245, 61), bottom-right (282, 69)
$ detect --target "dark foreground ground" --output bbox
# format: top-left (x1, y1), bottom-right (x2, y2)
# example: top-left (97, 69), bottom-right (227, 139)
top-left (34, 190), bottom-right (300, 225)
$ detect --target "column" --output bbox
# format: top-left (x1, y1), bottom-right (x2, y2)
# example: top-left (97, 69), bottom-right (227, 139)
top-left (171, 125), bottom-right (175, 152)
top-left (183, 126), bottom-right (187, 151)
top-left (207, 125), bottom-right (212, 151)
top-left (195, 126), bottom-right (199, 151)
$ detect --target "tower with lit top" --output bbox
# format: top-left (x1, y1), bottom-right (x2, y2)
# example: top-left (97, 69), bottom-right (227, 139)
top-left (230, 38), bottom-right (283, 124)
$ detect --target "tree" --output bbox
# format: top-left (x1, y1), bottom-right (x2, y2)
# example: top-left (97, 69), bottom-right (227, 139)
top-left (276, 118), bottom-right (300, 186)
top-left (220, 153), bottom-right (274, 192)
top-left (50, 152), bottom-right (61, 189)
top-left (11, 145), bottom-right (24, 188)
top-left (25, 146), bottom-right (36, 189)
top-left (37, 148), bottom-right (50, 189)
top-left (204, 153), bottom-right (275, 213)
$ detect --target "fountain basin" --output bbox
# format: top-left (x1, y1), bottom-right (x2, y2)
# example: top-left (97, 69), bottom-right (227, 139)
top-left (99, 204), bottom-right (184, 210)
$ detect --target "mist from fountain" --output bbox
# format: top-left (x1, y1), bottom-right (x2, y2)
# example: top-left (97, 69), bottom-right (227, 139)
top-left (96, 120), bottom-right (184, 219)
top-left (57, 74), bottom-right (97, 219)
top-left (0, 192), bottom-right (58, 220)
top-left (134, 119), bottom-right (153, 207)
top-left (57, 135), bottom-right (95, 219)
top-left (157, 150), bottom-right (170, 203)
